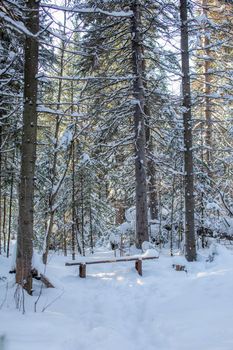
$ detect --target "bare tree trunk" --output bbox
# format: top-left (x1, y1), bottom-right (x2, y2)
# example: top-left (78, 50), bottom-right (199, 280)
top-left (3, 194), bottom-right (6, 253)
top-left (158, 181), bottom-right (162, 249)
top-left (6, 151), bottom-right (14, 258)
top-left (63, 214), bottom-right (67, 257)
top-left (80, 174), bottom-right (85, 256)
top-left (71, 139), bottom-right (76, 260)
top-left (147, 158), bottom-right (158, 221)
top-left (145, 105), bottom-right (158, 222)
top-left (42, 11), bottom-right (66, 264)
top-left (71, 80), bottom-right (76, 260)
top-left (178, 175), bottom-right (184, 249)
top-left (115, 200), bottom-right (125, 225)
top-left (131, 0), bottom-right (149, 248)
top-left (0, 127), bottom-right (2, 255)
top-left (180, 0), bottom-right (196, 261)
top-left (202, 0), bottom-right (213, 177)
top-left (16, 0), bottom-right (39, 294)
top-left (89, 206), bottom-right (94, 254)
top-left (170, 173), bottom-right (176, 257)
top-left (141, 16), bottom-right (158, 224)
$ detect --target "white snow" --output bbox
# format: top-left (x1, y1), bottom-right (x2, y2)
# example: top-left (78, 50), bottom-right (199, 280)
top-left (37, 106), bottom-right (84, 118)
top-left (1, 245), bottom-right (233, 350)
top-left (10, 242), bottom-right (46, 274)
top-left (79, 153), bottom-right (91, 165)
top-left (109, 232), bottom-right (119, 244)
top-left (59, 128), bottom-right (73, 150)
top-left (142, 247), bottom-right (159, 258)
top-left (0, 13), bottom-right (36, 37)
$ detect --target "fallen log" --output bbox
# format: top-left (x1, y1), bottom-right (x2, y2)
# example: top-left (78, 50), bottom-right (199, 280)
top-left (9, 268), bottom-right (54, 288)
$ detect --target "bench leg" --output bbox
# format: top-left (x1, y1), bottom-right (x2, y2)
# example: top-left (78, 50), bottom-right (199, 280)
top-left (79, 264), bottom-right (86, 278)
top-left (135, 259), bottom-right (142, 276)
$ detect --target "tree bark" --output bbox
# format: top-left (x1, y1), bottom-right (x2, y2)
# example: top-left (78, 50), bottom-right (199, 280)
top-left (42, 10), bottom-right (66, 264)
top-left (6, 151), bottom-right (14, 258)
top-left (80, 173), bottom-right (85, 256)
top-left (131, 0), bottom-right (149, 248)
top-left (16, 0), bottom-right (39, 294)
top-left (145, 105), bottom-right (158, 222)
top-left (3, 194), bottom-right (6, 253)
top-left (115, 200), bottom-right (125, 225)
top-left (180, 0), bottom-right (196, 261)
top-left (202, 0), bottom-right (213, 177)
top-left (0, 126), bottom-right (2, 255)
top-left (71, 80), bottom-right (76, 261)
top-left (63, 214), bottom-right (67, 257)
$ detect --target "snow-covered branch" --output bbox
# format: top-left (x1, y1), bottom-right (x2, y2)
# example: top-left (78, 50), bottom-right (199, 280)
top-left (40, 3), bottom-right (133, 18)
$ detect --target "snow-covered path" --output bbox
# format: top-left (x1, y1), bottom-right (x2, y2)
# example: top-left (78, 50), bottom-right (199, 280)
top-left (1, 246), bottom-right (233, 350)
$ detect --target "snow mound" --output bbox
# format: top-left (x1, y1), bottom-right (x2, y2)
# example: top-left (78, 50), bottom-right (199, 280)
top-left (142, 248), bottom-right (159, 258)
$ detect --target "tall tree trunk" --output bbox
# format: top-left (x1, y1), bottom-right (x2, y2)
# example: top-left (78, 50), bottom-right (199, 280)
top-left (202, 0), bottom-right (213, 177)
top-left (170, 173), bottom-right (176, 257)
top-left (71, 138), bottom-right (76, 260)
top-left (131, 0), bottom-right (149, 248)
top-left (180, 0), bottom-right (196, 261)
top-left (80, 173), bottom-right (85, 256)
top-left (3, 194), bottom-right (6, 253)
top-left (6, 151), bottom-right (14, 258)
top-left (0, 126), bottom-right (2, 255)
top-left (71, 80), bottom-right (76, 260)
top-left (63, 214), bottom-right (67, 257)
top-left (147, 149), bottom-right (158, 222)
top-left (89, 206), bottom-right (94, 254)
top-left (115, 200), bottom-right (125, 225)
top-left (145, 105), bottom-right (158, 222)
top-left (42, 11), bottom-right (66, 264)
top-left (141, 13), bottom-right (158, 223)
top-left (178, 175), bottom-right (184, 248)
top-left (16, 0), bottom-right (39, 294)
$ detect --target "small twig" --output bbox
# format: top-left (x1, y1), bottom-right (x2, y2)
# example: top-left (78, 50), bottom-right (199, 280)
top-left (34, 282), bottom-right (44, 313)
top-left (0, 282), bottom-right (8, 310)
top-left (41, 289), bottom-right (64, 312)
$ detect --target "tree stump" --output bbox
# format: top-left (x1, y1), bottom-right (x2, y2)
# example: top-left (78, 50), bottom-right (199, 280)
top-left (172, 264), bottom-right (187, 272)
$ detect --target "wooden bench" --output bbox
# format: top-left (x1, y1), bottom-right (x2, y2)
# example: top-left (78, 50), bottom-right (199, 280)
top-left (65, 255), bottom-right (159, 278)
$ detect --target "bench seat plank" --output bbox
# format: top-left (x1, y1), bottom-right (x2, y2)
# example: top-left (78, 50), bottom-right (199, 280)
top-left (65, 255), bottom-right (158, 278)
top-left (65, 255), bottom-right (158, 266)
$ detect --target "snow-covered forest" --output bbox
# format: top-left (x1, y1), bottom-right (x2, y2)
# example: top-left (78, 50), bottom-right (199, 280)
top-left (0, 0), bottom-right (232, 349)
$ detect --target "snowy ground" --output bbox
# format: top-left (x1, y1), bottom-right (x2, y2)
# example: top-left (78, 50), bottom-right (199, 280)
top-left (1, 244), bottom-right (233, 350)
